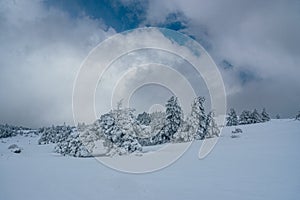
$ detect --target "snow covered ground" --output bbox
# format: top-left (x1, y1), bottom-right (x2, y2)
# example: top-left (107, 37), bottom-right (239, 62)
top-left (0, 119), bottom-right (299, 200)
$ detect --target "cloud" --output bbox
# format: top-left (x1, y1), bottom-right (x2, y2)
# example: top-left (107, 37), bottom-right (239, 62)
top-left (1, 0), bottom-right (299, 128)
top-left (0, 0), bottom-right (115, 127)
top-left (142, 0), bottom-right (300, 117)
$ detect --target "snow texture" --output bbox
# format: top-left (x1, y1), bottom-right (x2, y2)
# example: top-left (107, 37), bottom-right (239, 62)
top-left (0, 119), bottom-right (299, 200)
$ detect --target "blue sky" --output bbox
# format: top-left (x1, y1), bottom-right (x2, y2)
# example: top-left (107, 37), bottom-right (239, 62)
top-left (0, 0), bottom-right (299, 127)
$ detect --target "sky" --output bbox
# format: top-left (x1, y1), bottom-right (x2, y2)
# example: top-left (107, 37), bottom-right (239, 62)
top-left (0, 0), bottom-right (299, 127)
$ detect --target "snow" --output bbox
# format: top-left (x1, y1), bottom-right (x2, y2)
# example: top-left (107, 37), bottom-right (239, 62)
top-left (0, 119), bottom-right (299, 200)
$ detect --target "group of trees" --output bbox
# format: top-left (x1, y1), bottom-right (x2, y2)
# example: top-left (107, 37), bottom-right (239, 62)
top-left (46, 96), bottom-right (219, 157)
top-left (0, 124), bottom-right (35, 138)
top-left (37, 124), bottom-right (74, 144)
top-left (95, 96), bottom-right (219, 155)
top-left (35, 106), bottom-right (300, 157)
top-left (226, 108), bottom-right (270, 126)
top-left (5, 96), bottom-right (260, 157)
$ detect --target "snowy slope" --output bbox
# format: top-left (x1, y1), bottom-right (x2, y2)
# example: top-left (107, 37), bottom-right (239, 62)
top-left (0, 119), bottom-right (299, 200)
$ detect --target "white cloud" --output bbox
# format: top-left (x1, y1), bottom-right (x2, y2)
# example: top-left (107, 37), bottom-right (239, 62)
top-left (0, 0), bottom-right (115, 127)
top-left (143, 0), bottom-right (300, 117)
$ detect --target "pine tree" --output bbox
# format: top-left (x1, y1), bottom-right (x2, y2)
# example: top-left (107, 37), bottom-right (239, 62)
top-left (226, 108), bottom-right (238, 126)
top-left (149, 111), bottom-right (165, 137)
top-left (239, 110), bottom-right (252, 125)
top-left (173, 120), bottom-right (193, 142)
top-left (261, 108), bottom-right (270, 122)
top-left (163, 96), bottom-right (183, 142)
top-left (98, 102), bottom-right (143, 155)
top-left (250, 109), bottom-right (263, 124)
top-left (188, 96), bottom-right (206, 140)
top-left (205, 111), bottom-right (220, 138)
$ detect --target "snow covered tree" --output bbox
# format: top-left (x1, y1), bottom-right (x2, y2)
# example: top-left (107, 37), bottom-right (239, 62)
top-left (38, 124), bottom-right (74, 145)
top-left (137, 112), bottom-right (151, 126)
top-left (205, 111), bottom-right (220, 138)
top-left (54, 132), bottom-right (90, 157)
top-left (188, 96), bottom-right (206, 140)
top-left (276, 114), bottom-right (280, 119)
top-left (250, 109), bottom-right (263, 124)
top-left (163, 96), bottom-right (183, 141)
top-left (98, 102), bottom-right (142, 155)
top-left (295, 111), bottom-right (300, 120)
top-left (0, 124), bottom-right (33, 138)
top-left (239, 110), bottom-right (252, 125)
top-left (149, 111), bottom-right (166, 136)
top-left (226, 108), bottom-right (238, 126)
top-left (173, 120), bottom-right (193, 142)
top-left (261, 108), bottom-right (271, 122)
top-left (137, 111), bottom-right (166, 146)
top-left (78, 122), bottom-right (104, 154)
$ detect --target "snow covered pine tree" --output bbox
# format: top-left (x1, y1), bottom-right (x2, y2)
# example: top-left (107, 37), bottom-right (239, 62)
top-left (261, 108), bottom-right (271, 122)
top-left (188, 96), bottom-right (206, 140)
top-left (239, 110), bottom-right (252, 125)
top-left (226, 108), bottom-right (238, 126)
top-left (205, 111), bottom-right (220, 138)
top-left (99, 102), bottom-right (142, 155)
top-left (250, 109), bottom-right (263, 124)
top-left (163, 96), bottom-right (183, 142)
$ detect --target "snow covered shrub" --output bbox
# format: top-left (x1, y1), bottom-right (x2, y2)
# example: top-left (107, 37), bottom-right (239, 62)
top-left (232, 128), bottom-right (243, 134)
top-left (231, 134), bottom-right (240, 138)
top-left (231, 128), bottom-right (242, 138)
top-left (53, 122), bottom-right (106, 157)
top-left (38, 124), bottom-right (74, 145)
top-left (226, 108), bottom-right (238, 126)
top-left (8, 144), bottom-right (22, 153)
top-left (54, 132), bottom-right (90, 157)
top-left (77, 122), bottom-right (104, 154)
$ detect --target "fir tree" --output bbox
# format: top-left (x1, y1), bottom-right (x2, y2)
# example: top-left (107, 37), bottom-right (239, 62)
top-left (188, 96), bottom-right (206, 139)
top-left (261, 108), bottom-right (271, 122)
top-left (250, 109), bottom-right (263, 124)
top-left (205, 111), bottom-right (220, 138)
top-left (239, 110), bottom-right (252, 125)
top-left (163, 96), bottom-right (183, 141)
top-left (226, 108), bottom-right (238, 126)
top-left (98, 102), bottom-right (143, 155)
